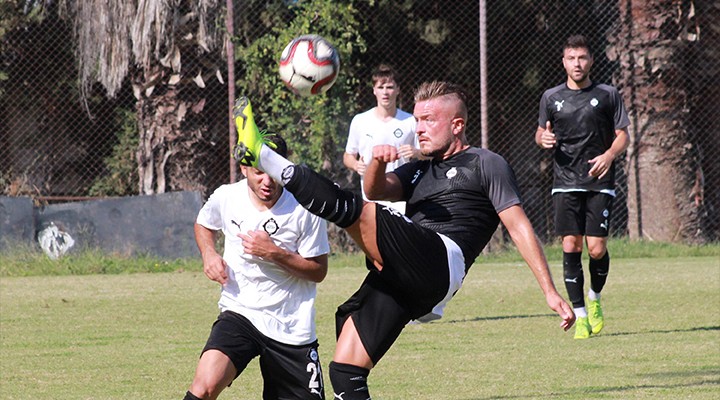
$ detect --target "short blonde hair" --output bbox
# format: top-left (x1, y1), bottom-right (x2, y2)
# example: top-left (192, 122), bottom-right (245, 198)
top-left (413, 81), bottom-right (468, 119)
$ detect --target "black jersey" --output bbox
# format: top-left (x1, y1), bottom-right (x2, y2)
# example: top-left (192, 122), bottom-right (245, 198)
top-left (393, 147), bottom-right (522, 269)
top-left (538, 82), bottom-right (630, 192)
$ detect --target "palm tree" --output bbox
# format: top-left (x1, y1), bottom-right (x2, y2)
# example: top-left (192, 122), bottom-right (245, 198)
top-left (607, 0), bottom-right (713, 243)
top-left (60, 0), bottom-right (223, 195)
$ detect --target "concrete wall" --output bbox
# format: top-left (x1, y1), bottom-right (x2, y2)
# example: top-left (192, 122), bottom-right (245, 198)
top-left (0, 192), bottom-right (203, 259)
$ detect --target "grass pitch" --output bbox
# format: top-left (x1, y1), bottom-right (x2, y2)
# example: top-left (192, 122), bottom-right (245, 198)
top-left (1, 252), bottom-right (718, 399)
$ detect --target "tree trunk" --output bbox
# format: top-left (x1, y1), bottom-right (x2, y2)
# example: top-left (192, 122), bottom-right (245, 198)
top-left (133, 65), bottom-right (213, 195)
top-left (608, 0), bottom-right (709, 243)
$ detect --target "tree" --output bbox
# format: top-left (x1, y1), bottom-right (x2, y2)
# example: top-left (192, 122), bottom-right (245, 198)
top-left (59, 0), bottom-right (224, 195)
top-left (234, 1), bottom-right (366, 176)
top-left (607, 0), bottom-right (712, 243)
top-left (1, 0), bottom-right (121, 198)
top-left (233, 0), bottom-right (367, 252)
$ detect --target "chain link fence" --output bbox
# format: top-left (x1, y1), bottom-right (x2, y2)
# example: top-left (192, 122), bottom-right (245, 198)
top-left (2, 0), bottom-right (717, 245)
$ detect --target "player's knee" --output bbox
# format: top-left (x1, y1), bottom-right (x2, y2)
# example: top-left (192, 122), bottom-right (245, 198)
top-left (189, 377), bottom-right (225, 400)
top-left (588, 246), bottom-right (607, 260)
top-left (562, 235), bottom-right (583, 253)
top-left (329, 361), bottom-right (371, 400)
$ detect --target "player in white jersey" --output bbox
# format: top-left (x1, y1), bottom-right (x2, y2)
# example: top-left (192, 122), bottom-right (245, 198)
top-left (183, 135), bottom-right (330, 400)
top-left (343, 64), bottom-right (419, 214)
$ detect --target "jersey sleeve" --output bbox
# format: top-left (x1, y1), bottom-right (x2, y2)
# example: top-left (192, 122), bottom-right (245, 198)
top-left (480, 153), bottom-right (523, 213)
top-left (610, 87), bottom-right (631, 129)
top-left (537, 91), bottom-right (550, 127)
top-left (392, 159), bottom-right (425, 200)
top-left (296, 213), bottom-right (330, 258)
top-left (345, 115), bottom-right (361, 154)
top-left (196, 186), bottom-right (225, 230)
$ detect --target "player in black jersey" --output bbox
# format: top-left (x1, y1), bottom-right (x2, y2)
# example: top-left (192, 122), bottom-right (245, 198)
top-left (234, 82), bottom-right (574, 399)
top-left (535, 34), bottom-right (630, 339)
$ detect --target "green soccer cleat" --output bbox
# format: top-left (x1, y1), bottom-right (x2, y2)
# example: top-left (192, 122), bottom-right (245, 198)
top-left (587, 298), bottom-right (604, 334)
top-left (574, 316), bottom-right (592, 339)
top-left (232, 96), bottom-right (275, 167)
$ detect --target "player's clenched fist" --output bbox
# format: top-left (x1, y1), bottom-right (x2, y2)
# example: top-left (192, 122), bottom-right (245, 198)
top-left (372, 144), bottom-right (400, 163)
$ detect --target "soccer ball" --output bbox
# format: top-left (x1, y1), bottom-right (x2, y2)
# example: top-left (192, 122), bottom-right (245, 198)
top-left (279, 35), bottom-right (340, 97)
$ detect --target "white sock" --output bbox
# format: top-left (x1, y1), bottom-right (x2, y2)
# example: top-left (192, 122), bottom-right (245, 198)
top-left (574, 307), bottom-right (587, 318)
top-left (588, 289), bottom-right (601, 301)
top-left (258, 144), bottom-right (294, 185)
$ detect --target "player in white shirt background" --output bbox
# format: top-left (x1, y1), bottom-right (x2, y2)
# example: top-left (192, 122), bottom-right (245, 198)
top-left (343, 64), bottom-right (420, 214)
top-left (184, 134), bottom-right (331, 400)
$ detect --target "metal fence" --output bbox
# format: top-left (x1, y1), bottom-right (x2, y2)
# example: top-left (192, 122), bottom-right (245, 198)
top-left (2, 0), bottom-right (717, 245)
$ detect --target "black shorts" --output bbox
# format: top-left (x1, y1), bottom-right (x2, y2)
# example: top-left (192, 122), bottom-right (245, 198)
top-left (335, 204), bottom-right (464, 365)
top-left (553, 191), bottom-right (613, 237)
top-left (202, 311), bottom-right (325, 399)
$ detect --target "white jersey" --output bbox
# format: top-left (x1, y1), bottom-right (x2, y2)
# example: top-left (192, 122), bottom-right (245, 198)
top-left (345, 107), bottom-right (417, 209)
top-left (196, 180), bottom-right (330, 345)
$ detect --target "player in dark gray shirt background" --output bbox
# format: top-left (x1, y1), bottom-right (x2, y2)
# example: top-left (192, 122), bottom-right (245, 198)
top-left (234, 81), bottom-right (575, 399)
top-left (536, 34), bottom-right (630, 339)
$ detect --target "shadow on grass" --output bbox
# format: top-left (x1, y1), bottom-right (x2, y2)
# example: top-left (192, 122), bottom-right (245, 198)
top-left (604, 325), bottom-right (720, 337)
top-left (441, 314), bottom-right (719, 338)
top-left (463, 377), bottom-right (720, 399)
top-left (443, 313), bottom-right (557, 324)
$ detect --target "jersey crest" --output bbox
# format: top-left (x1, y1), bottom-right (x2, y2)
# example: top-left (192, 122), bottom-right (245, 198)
top-left (262, 218), bottom-right (279, 235)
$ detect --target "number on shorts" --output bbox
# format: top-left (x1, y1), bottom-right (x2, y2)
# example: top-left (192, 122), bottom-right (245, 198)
top-left (307, 361), bottom-right (323, 394)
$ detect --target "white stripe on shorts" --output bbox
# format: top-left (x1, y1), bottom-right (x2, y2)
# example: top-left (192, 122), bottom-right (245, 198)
top-left (415, 233), bottom-right (466, 322)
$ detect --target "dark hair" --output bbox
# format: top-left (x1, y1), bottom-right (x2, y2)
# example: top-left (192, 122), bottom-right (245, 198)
top-left (564, 34), bottom-right (592, 56)
top-left (265, 133), bottom-right (288, 158)
top-left (371, 64), bottom-right (397, 85)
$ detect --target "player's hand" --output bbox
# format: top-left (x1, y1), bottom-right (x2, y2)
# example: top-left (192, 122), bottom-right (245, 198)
top-left (397, 144), bottom-right (416, 160)
top-left (539, 121), bottom-right (557, 149)
top-left (546, 291), bottom-right (576, 331)
top-left (588, 152), bottom-right (613, 179)
top-left (355, 158), bottom-right (366, 176)
top-left (372, 144), bottom-right (400, 163)
top-left (238, 230), bottom-right (278, 260)
top-left (202, 250), bottom-right (229, 285)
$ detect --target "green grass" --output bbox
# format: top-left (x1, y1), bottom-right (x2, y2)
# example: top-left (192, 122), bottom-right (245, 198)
top-left (1, 252), bottom-right (718, 399)
top-left (0, 243), bottom-right (201, 277)
top-left (2, 238), bottom-right (719, 277)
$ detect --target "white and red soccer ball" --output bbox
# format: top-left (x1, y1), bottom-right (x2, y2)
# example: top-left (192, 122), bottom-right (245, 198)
top-left (279, 35), bottom-right (340, 97)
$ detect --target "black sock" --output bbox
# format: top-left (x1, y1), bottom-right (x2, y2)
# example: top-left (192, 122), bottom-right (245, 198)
top-left (589, 251), bottom-right (610, 294)
top-left (329, 361), bottom-right (371, 400)
top-left (183, 391), bottom-right (202, 400)
top-left (563, 251), bottom-right (585, 308)
top-left (282, 164), bottom-right (363, 228)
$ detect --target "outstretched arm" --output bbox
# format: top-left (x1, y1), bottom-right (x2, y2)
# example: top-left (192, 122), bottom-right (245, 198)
top-left (498, 205), bottom-right (575, 331)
